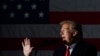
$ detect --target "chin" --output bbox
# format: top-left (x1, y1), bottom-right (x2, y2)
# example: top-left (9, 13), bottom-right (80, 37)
top-left (63, 40), bottom-right (72, 45)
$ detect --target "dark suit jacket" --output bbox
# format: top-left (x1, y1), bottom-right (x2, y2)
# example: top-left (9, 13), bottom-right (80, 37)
top-left (53, 40), bottom-right (97, 56)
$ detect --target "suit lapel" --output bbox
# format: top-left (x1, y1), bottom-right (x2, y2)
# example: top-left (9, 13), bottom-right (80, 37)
top-left (71, 41), bottom-right (82, 56)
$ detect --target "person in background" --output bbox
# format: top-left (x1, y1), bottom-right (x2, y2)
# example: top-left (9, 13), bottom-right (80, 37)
top-left (22, 20), bottom-right (97, 56)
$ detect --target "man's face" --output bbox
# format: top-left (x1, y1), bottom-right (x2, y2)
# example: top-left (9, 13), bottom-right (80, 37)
top-left (60, 24), bottom-right (77, 45)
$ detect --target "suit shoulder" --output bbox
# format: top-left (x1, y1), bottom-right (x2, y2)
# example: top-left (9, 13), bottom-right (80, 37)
top-left (81, 40), bottom-right (97, 50)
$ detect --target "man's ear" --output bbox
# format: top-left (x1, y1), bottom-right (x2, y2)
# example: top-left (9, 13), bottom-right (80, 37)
top-left (73, 31), bottom-right (78, 37)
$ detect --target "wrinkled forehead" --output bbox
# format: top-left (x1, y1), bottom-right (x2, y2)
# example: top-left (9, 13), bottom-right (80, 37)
top-left (60, 24), bottom-right (75, 32)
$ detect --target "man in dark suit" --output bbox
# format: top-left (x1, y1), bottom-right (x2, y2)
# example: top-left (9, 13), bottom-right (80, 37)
top-left (22, 20), bottom-right (97, 56)
top-left (53, 20), bottom-right (97, 56)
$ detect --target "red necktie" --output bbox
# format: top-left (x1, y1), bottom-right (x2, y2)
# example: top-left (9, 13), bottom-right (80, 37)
top-left (65, 46), bottom-right (70, 56)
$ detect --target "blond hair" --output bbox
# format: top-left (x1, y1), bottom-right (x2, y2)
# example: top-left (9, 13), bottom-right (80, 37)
top-left (60, 20), bottom-right (83, 40)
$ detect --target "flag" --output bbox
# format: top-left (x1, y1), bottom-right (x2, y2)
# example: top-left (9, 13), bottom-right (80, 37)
top-left (0, 0), bottom-right (49, 24)
top-left (0, 0), bottom-right (100, 56)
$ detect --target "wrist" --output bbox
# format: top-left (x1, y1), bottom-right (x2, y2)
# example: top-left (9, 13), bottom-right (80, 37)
top-left (25, 55), bottom-right (29, 56)
top-left (24, 54), bottom-right (30, 56)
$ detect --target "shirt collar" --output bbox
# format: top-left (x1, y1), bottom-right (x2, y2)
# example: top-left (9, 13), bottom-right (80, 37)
top-left (69, 42), bottom-right (76, 49)
top-left (65, 42), bottom-right (77, 49)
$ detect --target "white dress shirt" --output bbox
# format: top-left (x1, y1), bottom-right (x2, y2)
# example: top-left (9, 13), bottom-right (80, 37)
top-left (66, 43), bottom-right (77, 55)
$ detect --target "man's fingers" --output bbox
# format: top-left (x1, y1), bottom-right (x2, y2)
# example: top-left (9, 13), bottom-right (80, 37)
top-left (26, 37), bottom-right (28, 41)
top-left (24, 37), bottom-right (30, 45)
top-left (25, 38), bottom-right (28, 45)
top-left (28, 39), bottom-right (30, 45)
top-left (26, 37), bottom-right (30, 45)
top-left (22, 42), bottom-right (24, 47)
top-left (30, 47), bottom-right (34, 50)
top-left (24, 38), bottom-right (26, 43)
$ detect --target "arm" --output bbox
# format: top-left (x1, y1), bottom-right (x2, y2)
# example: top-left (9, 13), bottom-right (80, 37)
top-left (22, 38), bottom-right (34, 56)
